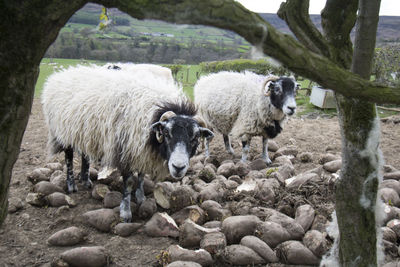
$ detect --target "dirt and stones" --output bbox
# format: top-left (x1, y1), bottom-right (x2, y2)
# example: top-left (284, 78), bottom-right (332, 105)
top-left (0, 98), bottom-right (399, 266)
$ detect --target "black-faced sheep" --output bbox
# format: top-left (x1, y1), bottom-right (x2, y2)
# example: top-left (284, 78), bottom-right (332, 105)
top-left (41, 65), bottom-right (213, 222)
top-left (194, 71), bottom-right (298, 164)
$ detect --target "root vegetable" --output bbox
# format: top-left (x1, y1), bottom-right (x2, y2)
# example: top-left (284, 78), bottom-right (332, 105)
top-left (47, 192), bottom-right (76, 207)
top-left (82, 208), bottom-right (118, 232)
top-left (113, 222), bottom-right (142, 237)
top-left (276, 240), bottom-right (320, 265)
top-left (26, 192), bottom-right (47, 207)
top-left (47, 226), bottom-right (86, 246)
top-left (34, 181), bottom-right (64, 196)
top-left (97, 167), bottom-right (120, 185)
top-left (255, 221), bottom-right (291, 248)
top-left (179, 219), bottom-right (219, 248)
top-left (198, 165), bottom-right (216, 182)
top-left (216, 162), bottom-right (236, 178)
top-left (203, 221), bottom-right (222, 229)
top-left (285, 173), bottom-right (320, 189)
top-left (384, 171), bottom-right (400, 180)
top-left (144, 212), bottom-right (179, 238)
top-left (259, 208), bottom-right (305, 240)
top-left (166, 261), bottom-right (202, 267)
top-left (8, 197), bottom-right (23, 213)
top-left (201, 200), bottom-right (231, 221)
top-left (154, 182), bottom-right (176, 209)
top-left (27, 168), bottom-right (52, 183)
top-left (380, 179), bottom-right (400, 195)
top-left (200, 232), bottom-right (226, 254)
top-left (170, 185), bottom-right (198, 212)
top-left (222, 245), bottom-right (265, 265)
top-left (91, 184), bottom-right (110, 200)
top-left (103, 191), bottom-right (123, 209)
top-left (240, 235), bottom-right (278, 263)
top-left (171, 205), bottom-right (206, 226)
top-left (44, 162), bottom-right (63, 172)
top-left (60, 246), bottom-right (109, 267)
top-left (163, 245), bottom-right (213, 266)
top-left (138, 198), bottom-right (157, 219)
top-left (295, 204), bottom-right (315, 232)
top-left (221, 215), bottom-right (261, 244)
top-left (323, 159), bottom-right (342, 173)
top-left (303, 230), bottom-right (329, 258)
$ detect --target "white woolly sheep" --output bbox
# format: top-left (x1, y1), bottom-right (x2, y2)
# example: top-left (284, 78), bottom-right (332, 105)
top-left (105, 63), bottom-right (174, 83)
top-left (194, 71), bottom-right (298, 164)
top-left (42, 65), bottom-right (213, 222)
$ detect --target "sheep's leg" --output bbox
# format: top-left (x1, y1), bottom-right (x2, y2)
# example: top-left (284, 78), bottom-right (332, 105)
top-left (79, 154), bottom-right (93, 189)
top-left (223, 135), bottom-right (234, 155)
top-left (262, 137), bottom-right (272, 165)
top-left (120, 172), bottom-right (134, 222)
top-left (65, 147), bottom-right (77, 193)
top-left (241, 137), bottom-right (251, 162)
top-left (204, 137), bottom-right (210, 157)
top-left (135, 172), bottom-right (146, 206)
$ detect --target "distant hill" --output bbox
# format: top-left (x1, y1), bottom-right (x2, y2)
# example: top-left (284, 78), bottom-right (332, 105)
top-left (47, 4), bottom-right (399, 63)
top-left (259, 13), bottom-right (400, 44)
top-left (76, 4), bottom-right (400, 44)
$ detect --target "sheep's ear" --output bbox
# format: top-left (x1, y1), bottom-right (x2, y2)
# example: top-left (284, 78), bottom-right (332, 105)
top-left (150, 121), bottom-right (166, 143)
top-left (199, 127), bottom-right (214, 140)
top-left (264, 81), bottom-right (275, 97)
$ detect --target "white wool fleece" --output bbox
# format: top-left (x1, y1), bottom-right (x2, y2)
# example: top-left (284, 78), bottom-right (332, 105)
top-left (42, 64), bottom-right (185, 181)
top-left (194, 71), bottom-right (286, 139)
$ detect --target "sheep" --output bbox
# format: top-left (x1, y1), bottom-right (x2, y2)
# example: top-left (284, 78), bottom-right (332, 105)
top-left (194, 71), bottom-right (298, 164)
top-left (41, 65), bottom-right (213, 222)
top-left (105, 63), bottom-right (174, 83)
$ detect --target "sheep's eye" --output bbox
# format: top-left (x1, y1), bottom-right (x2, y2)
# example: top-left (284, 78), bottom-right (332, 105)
top-left (163, 129), bottom-right (170, 138)
top-left (191, 134), bottom-right (200, 143)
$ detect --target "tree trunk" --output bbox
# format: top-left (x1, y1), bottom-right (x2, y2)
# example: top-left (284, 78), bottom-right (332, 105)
top-left (335, 0), bottom-right (382, 265)
top-left (0, 0), bottom-right (85, 225)
top-left (0, 68), bottom-right (38, 223)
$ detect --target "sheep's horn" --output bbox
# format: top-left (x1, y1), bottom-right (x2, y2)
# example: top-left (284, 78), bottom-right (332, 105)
top-left (262, 75), bottom-right (279, 97)
top-left (193, 115), bottom-right (207, 128)
top-left (160, 111), bottom-right (176, 122)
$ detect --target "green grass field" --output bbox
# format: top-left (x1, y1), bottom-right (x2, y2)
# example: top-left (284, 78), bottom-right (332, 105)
top-left (35, 58), bottom-right (102, 96)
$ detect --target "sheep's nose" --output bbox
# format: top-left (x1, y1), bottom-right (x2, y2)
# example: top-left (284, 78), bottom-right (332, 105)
top-left (288, 106), bottom-right (296, 115)
top-left (172, 164), bottom-right (185, 173)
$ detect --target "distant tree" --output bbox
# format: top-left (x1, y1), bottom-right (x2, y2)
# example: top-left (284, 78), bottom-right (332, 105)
top-left (373, 44), bottom-right (400, 85)
top-left (80, 27), bottom-right (92, 38)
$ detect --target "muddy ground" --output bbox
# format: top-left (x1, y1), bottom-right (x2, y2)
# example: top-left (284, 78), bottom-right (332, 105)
top-left (0, 98), bottom-right (399, 266)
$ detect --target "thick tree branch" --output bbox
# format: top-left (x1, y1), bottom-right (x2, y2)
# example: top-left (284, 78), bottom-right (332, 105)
top-left (92, 0), bottom-right (400, 104)
top-left (321, 0), bottom-right (359, 68)
top-left (277, 0), bottom-right (330, 58)
top-left (351, 0), bottom-right (381, 78)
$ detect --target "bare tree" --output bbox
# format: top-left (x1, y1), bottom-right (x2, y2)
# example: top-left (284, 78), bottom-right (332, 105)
top-left (1, 0), bottom-right (399, 265)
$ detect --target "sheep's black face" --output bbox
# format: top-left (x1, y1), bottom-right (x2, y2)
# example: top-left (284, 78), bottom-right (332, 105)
top-left (151, 116), bottom-right (213, 179)
top-left (268, 77), bottom-right (298, 116)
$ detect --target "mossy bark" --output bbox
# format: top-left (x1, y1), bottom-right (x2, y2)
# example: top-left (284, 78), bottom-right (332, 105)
top-left (335, 98), bottom-right (380, 266)
top-left (280, 0), bottom-right (382, 265)
top-left (0, 0), bottom-right (85, 225)
top-left (335, 1), bottom-right (382, 265)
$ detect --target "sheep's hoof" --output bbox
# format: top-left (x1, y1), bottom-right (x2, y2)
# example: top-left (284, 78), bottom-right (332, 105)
top-left (263, 158), bottom-right (272, 165)
top-left (82, 179), bottom-right (93, 189)
top-left (67, 183), bottom-right (78, 194)
top-left (135, 189), bottom-right (146, 206)
top-left (120, 201), bottom-right (132, 223)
